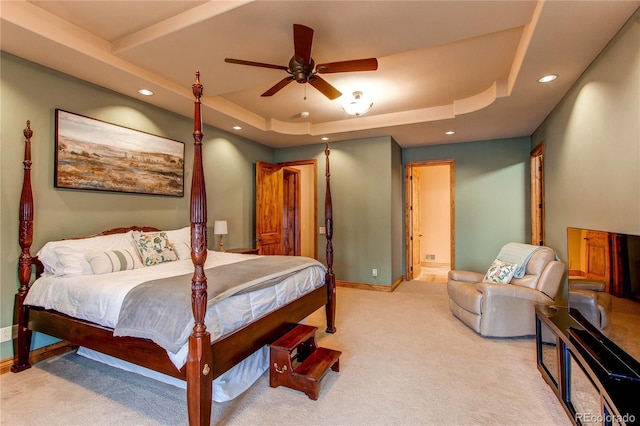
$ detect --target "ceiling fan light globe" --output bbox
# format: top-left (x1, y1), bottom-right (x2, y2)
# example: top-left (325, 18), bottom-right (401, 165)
top-left (343, 91), bottom-right (373, 116)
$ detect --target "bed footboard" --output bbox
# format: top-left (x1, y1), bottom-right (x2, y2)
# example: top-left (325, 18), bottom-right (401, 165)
top-left (324, 143), bottom-right (337, 334)
top-left (186, 72), bottom-right (213, 426)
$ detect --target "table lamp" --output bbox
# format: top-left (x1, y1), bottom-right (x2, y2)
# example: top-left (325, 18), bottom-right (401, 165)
top-left (214, 220), bottom-right (228, 252)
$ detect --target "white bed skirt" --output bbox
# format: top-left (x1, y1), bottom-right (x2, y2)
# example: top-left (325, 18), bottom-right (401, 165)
top-left (77, 345), bottom-right (268, 402)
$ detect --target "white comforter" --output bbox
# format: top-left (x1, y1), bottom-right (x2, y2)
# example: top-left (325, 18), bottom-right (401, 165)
top-left (25, 250), bottom-right (326, 368)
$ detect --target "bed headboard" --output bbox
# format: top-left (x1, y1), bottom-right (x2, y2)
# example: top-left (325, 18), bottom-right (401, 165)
top-left (94, 226), bottom-right (161, 236)
top-left (56, 226), bottom-right (163, 241)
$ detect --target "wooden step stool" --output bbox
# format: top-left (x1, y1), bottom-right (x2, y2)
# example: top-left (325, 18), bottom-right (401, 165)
top-left (269, 323), bottom-right (341, 400)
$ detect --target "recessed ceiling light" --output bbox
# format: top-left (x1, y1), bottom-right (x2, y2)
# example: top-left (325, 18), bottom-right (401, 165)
top-left (138, 89), bottom-right (154, 96)
top-left (321, 137), bottom-right (330, 141)
top-left (300, 111), bottom-right (310, 118)
top-left (232, 125), bottom-right (242, 130)
top-left (445, 131), bottom-right (455, 135)
top-left (537, 74), bottom-right (558, 83)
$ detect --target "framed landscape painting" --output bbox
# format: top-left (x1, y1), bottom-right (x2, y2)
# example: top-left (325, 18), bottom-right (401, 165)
top-left (55, 109), bottom-right (184, 196)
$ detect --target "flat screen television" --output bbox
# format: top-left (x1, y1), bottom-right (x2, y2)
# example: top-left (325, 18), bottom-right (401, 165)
top-left (567, 227), bottom-right (640, 369)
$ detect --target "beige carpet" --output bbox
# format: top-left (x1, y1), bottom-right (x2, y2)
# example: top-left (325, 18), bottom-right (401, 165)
top-left (0, 281), bottom-right (570, 425)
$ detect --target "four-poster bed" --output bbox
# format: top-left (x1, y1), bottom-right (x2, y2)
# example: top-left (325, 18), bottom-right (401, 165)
top-left (12, 72), bottom-right (337, 425)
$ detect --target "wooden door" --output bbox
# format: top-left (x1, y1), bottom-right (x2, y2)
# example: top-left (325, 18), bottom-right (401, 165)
top-left (411, 168), bottom-right (422, 279)
top-left (530, 143), bottom-right (545, 246)
top-left (256, 161), bottom-right (284, 255)
top-left (282, 167), bottom-right (301, 256)
top-left (585, 230), bottom-right (611, 289)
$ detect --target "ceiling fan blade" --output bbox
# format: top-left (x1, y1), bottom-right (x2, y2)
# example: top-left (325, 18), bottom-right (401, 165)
top-left (261, 76), bottom-right (295, 97)
top-left (293, 24), bottom-right (314, 64)
top-left (316, 58), bottom-right (378, 74)
top-left (308, 75), bottom-right (342, 100)
top-left (225, 58), bottom-right (289, 71)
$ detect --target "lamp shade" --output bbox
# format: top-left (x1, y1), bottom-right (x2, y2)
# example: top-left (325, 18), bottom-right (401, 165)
top-left (343, 91), bottom-right (373, 116)
top-left (214, 220), bottom-right (228, 235)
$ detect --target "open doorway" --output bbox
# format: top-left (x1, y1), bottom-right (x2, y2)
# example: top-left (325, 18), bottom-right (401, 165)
top-left (256, 160), bottom-right (317, 258)
top-left (284, 162), bottom-right (316, 258)
top-left (405, 161), bottom-right (455, 282)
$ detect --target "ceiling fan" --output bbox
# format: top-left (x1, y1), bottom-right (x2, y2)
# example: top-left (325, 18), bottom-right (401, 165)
top-left (225, 24), bottom-right (378, 100)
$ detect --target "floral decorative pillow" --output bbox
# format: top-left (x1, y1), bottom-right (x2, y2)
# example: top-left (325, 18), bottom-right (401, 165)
top-left (86, 248), bottom-right (143, 274)
top-left (132, 231), bottom-right (178, 266)
top-left (483, 259), bottom-right (518, 284)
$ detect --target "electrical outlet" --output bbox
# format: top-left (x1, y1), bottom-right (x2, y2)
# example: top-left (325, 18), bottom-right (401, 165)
top-left (372, 268), bottom-right (378, 277)
top-left (0, 326), bottom-right (13, 343)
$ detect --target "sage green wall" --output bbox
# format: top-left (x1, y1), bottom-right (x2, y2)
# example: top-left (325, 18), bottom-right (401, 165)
top-left (403, 137), bottom-right (532, 272)
top-left (275, 136), bottom-right (403, 286)
top-left (0, 53), bottom-right (273, 359)
top-left (532, 8), bottom-right (640, 305)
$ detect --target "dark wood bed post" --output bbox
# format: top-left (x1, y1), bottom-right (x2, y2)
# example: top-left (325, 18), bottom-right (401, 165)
top-left (186, 72), bottom-right (213, 426)
top-left (324, 143), bottom-right (337, 334)
top-left (12, 121), bottom-right (36, 373)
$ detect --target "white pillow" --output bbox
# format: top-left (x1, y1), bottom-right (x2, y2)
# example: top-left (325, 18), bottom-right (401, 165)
top-left (165, 226), bottom-right (191, 260)
top-left (171, 241), bottom-right (192, 260)
top-left (86, 248), bottom-right (143, 274)
top-left (50, 246), bottom-right (93, 277)
top-left (165, 226), bottom-right (190, 245)
top-left (483, 259), bottom-right (518, 284)
top-left (37, 231), bottom-right (136, 276)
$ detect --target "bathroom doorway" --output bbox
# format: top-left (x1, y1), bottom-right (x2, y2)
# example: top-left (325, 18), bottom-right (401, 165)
top-left (405, 160), bottom-right (455, 282)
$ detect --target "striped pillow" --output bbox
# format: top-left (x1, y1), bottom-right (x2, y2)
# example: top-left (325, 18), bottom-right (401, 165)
top-left (86, 248), bottom-right (143, 275)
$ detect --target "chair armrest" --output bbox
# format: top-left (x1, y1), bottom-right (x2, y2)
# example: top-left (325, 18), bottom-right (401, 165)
top-left (569, 289), bottom-right (606, 329)
top-left (476, 282), bottom-right (553, 304)
top-left (569, 288), bottom-right (598, 305)
top-left (569, 279), bottom-right (606, 292)
top-left (448, 270), bottom-right (484, 283)
top-left (475, 282), bottom-right (554, 336)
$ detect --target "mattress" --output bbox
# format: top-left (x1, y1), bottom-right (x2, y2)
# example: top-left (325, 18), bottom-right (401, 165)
top-left (25, 250), bottom-right (326, 368)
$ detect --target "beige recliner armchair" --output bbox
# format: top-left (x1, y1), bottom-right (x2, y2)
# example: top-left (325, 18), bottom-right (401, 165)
top-left (447, 246), bottom-right (565, 337)
top-left (568, 279), bottom-right (612, 329)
